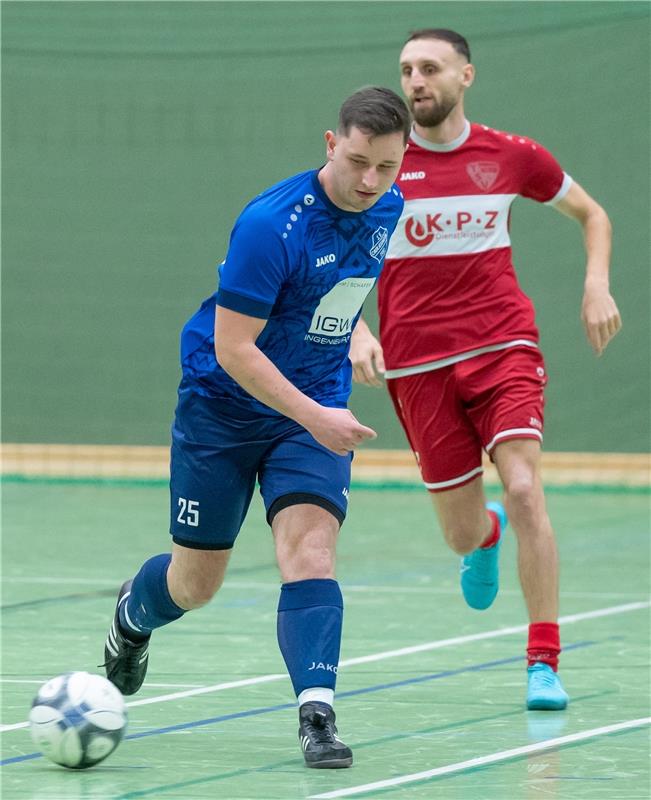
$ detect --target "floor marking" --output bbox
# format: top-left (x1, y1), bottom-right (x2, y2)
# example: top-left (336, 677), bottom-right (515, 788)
top-left (0, 679), bottom-right (203, 688)
top-left (0, 674), bottom-right (286, 732)
top-left (308, 717), bottom-right (651, 798)
top-left (2, 577), bottom-right (120, 585)
top-left (3, 576), bottom-right (646, 601)
top-left (337, 641), bottom-right (593, 700)
top-left (1, 600), bottom-right (647, 733)
top-left (341, 601), bottom-right (649, 668)
top-left (93, 690), bottom-right (616, 800)
top-left (0, 646), bottom-right (594, 766)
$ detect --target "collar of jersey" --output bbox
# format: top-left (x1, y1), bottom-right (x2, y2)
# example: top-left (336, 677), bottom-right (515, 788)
top-left (310, 169), bottom-right (374, 218)
top-left (409, 119), bottom-right (471, 152)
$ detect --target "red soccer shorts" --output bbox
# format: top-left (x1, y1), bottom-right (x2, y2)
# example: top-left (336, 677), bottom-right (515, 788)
top-left (386, 346), bottom-right (547, 491)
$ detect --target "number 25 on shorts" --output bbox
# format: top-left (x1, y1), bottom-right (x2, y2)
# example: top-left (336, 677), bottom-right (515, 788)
top-left (177, 497), bottom-right (199, 527)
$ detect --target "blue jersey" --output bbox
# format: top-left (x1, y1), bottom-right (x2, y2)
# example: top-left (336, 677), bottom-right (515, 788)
top-left (180, 168), bottom-right (404, 413)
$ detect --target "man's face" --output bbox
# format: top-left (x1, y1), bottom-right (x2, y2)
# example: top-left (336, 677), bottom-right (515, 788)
top-left (399, 38), bottom-right (473, 127)
top-left (324, 126), bottom-right (406, 212)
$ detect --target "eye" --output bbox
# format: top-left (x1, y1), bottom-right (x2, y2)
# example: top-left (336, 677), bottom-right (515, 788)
top-left (401, 66), bottom-right (412, 77)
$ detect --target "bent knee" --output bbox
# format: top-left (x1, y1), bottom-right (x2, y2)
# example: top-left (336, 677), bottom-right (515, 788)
top-left (441, 524), bottom-right (483, 556)
top-left (173, 580), bottom-right (221, 610)
top-left (174, 586), bottom-right (217, 611)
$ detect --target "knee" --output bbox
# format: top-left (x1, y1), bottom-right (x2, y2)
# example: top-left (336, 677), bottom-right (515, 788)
top-left (168, 546), bottom-right (231, 611)
top-left (298, 545), bottom-right (336, 579)
top-left (503, 475), bottom-right (539, 521)
top-left (170, 574), bottom-right (222, 611)
top-left (280, 543), bottom-right (336, 582)
top-left (441, 522), bottom-right (483, 556)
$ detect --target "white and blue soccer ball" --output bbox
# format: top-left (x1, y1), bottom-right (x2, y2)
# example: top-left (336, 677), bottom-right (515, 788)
top-left (29, 671), bottom-right (127, 769)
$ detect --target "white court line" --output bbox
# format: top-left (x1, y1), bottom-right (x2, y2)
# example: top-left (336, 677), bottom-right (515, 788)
top-left (342, 601), bottom-right (650, 668)
top-left (2, 576), bottom-right (646, 600)
top-left (0, 673), bottom-right (288, 732)
top-left (309, 717), bottom-right (651, 799)
top-left (1, 600), bottom-right (648, 733)
top-left (2, 577), bottom-right (120, 585)
top-left (0, 679), bottom-right (203, 688)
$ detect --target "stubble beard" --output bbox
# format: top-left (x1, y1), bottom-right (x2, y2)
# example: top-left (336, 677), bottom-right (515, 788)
top-left (410, 95), bottom-right (457, 128)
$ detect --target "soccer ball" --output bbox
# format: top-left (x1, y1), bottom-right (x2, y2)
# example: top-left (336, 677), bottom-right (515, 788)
top-left (29, 671), bottom-right (127, 769)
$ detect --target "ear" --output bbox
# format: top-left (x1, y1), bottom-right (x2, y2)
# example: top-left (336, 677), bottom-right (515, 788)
top-left (324, 130), bottom-right (337, 162)
top-left (462, 63), bottom-right (475, 89)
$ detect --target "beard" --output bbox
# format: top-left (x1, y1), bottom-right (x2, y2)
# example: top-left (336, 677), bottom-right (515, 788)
top-left (410, 94), bottom-right (457, 127)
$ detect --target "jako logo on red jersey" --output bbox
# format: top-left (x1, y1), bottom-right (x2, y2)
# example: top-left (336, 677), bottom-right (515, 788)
top-left (404, 210), bottom-right (499, 247)
top-left (466, 162), bottom-right (500, 191)
top-left (400, 171), bottom-right (426, 181)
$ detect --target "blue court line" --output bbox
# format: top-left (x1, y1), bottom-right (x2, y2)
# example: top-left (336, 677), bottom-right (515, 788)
top-left (0, 640), bottom-right (595, 766)
top-left (111, 690), bottom-right (617, 800)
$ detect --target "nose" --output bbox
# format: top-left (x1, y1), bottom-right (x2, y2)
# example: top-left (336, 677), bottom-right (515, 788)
top-left (361, 167), bottom-right (379, 190)
top-left (408, 68), bottom-right (426, 90)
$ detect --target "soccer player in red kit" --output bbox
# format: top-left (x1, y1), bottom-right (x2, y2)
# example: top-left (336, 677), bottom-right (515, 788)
top-left (351, 29), bottom-right (622, 709)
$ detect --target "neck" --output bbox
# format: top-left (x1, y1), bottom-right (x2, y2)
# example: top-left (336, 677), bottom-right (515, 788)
top-left (413, 105), bottom-right (468, 145)
top-left (317, 164), bottom-right (358, 213)
top-left (317, 164), bottom-right (337, 204)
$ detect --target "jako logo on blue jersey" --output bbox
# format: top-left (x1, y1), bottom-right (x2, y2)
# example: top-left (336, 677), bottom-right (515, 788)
top-left (370, 226), bottom-right (389, 262)
top-left (315, 253), bottom-right (336, 268)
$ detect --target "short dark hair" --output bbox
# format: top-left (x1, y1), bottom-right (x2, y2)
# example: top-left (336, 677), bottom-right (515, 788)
top-left (338, 86), bottom-right (411, 145)
top-left (405, 28), bottom-right (471, 62)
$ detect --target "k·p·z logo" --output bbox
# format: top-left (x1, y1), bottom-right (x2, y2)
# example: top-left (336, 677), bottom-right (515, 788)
top-left (404, 210), bottom-right (499, 246)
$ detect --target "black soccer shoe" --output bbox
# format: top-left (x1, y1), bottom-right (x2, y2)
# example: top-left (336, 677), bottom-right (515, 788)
top-left (102, 580), bottom-right (150, 696)
top-left (298, 702), bottom-right (353, 769)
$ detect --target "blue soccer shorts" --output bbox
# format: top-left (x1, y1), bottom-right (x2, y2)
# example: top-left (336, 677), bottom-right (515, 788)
top-left (169, 383), bottom-right (352, 550)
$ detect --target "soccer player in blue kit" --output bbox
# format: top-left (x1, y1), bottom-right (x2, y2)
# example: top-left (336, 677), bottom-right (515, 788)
top-left (102, 86), bottom-right (411, 768)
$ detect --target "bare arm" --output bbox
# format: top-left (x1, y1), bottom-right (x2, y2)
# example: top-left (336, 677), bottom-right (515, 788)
top-left (553, 181), bottom-right (622, 356)
top-left (214, 305), bottom-right (376, 455)
top-left (350, 317), bottom-right (385, 387)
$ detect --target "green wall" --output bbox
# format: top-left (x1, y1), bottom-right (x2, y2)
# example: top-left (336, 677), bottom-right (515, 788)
top-left (2, 1), bottom-right (649, 450)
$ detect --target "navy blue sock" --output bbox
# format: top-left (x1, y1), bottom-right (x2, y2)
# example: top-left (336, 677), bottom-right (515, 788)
top-left (277, 579), bottom-right (343, 697)
top-left (119, 554), bottom-right (185, 639)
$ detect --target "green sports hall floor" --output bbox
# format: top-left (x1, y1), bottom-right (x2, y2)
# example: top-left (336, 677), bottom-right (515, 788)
top-left (1, 479), bottom-right (649, 800)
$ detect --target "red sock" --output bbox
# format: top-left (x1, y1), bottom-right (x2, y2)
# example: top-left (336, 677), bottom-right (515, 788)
top-left (480, 510), bottom-right (500, 549)
top-left (527, 622), bottom-right (561, 671)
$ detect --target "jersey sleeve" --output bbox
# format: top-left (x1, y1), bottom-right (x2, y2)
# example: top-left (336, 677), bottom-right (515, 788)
top-left (216, 207), bottom-right (291, 319)
top-left (518, 139), bottom-right (571, 205)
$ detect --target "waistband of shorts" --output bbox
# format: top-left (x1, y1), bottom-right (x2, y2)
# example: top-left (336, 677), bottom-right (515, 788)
top-left (384, 339), bottom-right (539, 379)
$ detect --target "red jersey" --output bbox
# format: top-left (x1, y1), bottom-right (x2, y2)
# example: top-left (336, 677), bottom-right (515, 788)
top-left (379, 122), bottom-right (572, 376)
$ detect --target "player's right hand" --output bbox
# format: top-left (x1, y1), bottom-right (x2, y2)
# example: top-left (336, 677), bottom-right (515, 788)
top-left (350, 320), bottom-right (385, 387)
top-left (307, 407), bottom-right (377, 455)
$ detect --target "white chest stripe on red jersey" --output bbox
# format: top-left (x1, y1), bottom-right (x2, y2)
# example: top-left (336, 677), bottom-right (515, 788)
top-left (387, 193), bottom-right (517, 258)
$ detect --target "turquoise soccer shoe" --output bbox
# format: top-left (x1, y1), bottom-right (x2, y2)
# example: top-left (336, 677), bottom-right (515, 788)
top-left (460, 501), bottom-right (507, 610)
top-left (527, 662), bottom-right (569, 710)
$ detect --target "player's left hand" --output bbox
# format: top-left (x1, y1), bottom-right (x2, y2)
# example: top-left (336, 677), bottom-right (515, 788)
top-left (581, 280), bottom-right (622, 356)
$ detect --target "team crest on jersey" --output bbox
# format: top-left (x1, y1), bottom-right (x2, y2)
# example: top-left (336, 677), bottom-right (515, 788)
top-left (466, 161), bottom-right (500, 191)
top-left (370, 226), bottom-right (389, 262)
